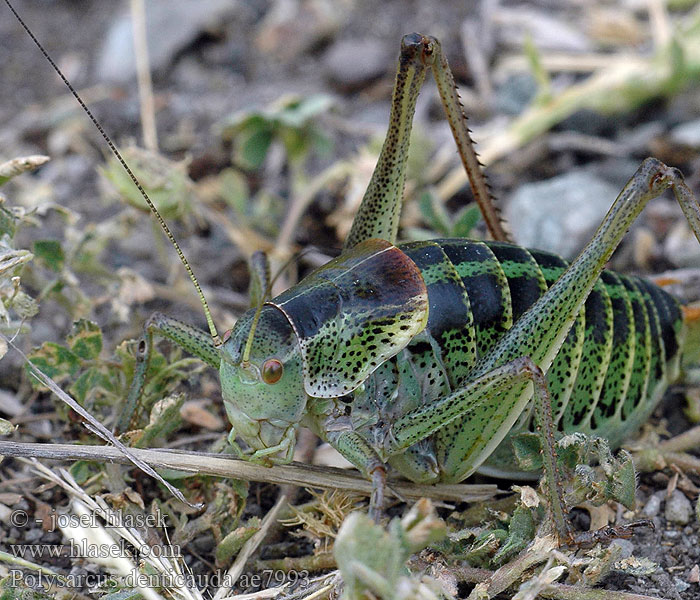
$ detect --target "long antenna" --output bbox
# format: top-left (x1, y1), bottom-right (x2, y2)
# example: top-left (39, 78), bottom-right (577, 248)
top-left (5, 0), bottom-right (221, 346)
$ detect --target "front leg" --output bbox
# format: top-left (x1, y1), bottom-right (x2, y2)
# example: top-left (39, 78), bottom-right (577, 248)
top-left (117, 312), bottom-right (220, 434)
top-left (325, 426), bottom-right (388, 521)
top-left (227, 426), bottom-right (297, 465)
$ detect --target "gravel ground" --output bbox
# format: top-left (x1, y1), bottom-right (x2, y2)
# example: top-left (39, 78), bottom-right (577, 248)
top-left (3, 1), bottom-right (700, 598)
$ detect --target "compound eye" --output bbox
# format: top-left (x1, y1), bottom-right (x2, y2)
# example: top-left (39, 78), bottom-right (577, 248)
top-left (261, 359), bottom-right (283, 384)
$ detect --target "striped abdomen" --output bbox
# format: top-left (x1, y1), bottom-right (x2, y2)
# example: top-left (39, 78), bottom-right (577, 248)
top-left (395, 238), bottom-right (684, 477)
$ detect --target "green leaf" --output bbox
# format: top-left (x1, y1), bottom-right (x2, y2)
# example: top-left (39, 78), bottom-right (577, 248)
top-left (463, 530), bottom-right (506, 566)
top-left (219, 168), bottom-right (250, 216)
top-left (666, 36), bottom-right (687, 95)
top-left (278, 94), bottom-right (333, 127)
top-left (12, 291), bottom-right (39, 320)
top-left (524, 34), bottom-right (552, 104)
top-left (613, 556), bottom-right (659, 576)
top-left (223, 95), bottom-right (333, 169)
top-left (216, 521), bottom-right (261, 563)
top-left (418, 190), bottom-right (450, 236)
top-left (452, 204), bottom-right (482, 237)
top-left (222, 112), bottom-right (267, 134)
top-left (0, 575), bottom-right (54, 600)
top-left (235, 127), bottom-right (273, 170)
top-left (511, 432), bottom-right (542, 471)
top-left (334, 502), bottom-right (445, 600)
top-left (0, 206), bottom-right (17, 238)
top-left (281, 128), bottom-right (308, 161)
top-left (28, 342), bottom-right (80, 383)
top-left (69, 461), bottom-right (101, 485)
top-left (0, 418), bottom-right (15, 435)
top-left (0, 156), bottom-right (50, 187)
top-left (99, 590), bottom-right (144, 600)
top-left (69, 368), bottom-right (110, 405)
top-left (33, 240), bottom-right (65, 272)
top-left (608, 449), bottom-right (637, 510)
top-left (100, 147), bottom-right (193, 220)
top-left (311, 129), bottom-right (333, 158)
top-left (0, 245), bottom-right (33, 278)
top-left (135, 394), bottom-right (185, 448)
top-left (67, 319), bottom-right (103, 360)
top-left (493, 506), bottom-right (535, 564)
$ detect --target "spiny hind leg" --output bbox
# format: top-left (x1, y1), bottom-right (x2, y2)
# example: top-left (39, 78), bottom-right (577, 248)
top-left (345, 33), bottom-right (507, 250)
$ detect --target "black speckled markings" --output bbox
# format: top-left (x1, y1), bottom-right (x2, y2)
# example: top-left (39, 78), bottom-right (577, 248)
top-left (400, 240), bottom-right (476, 388)
top-left (360, 238), bottom-right (685, 476)
top-left (273, 238), bottom-right (429, 397)
top-left (344, 35), bottom-right (428, 250)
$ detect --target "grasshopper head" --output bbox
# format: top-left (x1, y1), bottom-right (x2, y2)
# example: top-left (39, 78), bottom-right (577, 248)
top-left (219, 305), bottom-right (307, 463)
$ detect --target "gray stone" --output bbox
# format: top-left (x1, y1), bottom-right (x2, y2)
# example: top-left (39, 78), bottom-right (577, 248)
top-left (24, 528), bottom-right (44, 543)
top-left (670, 117), bottom-right (700, 148)
top-left (674, 576), bottom-right (690, 593)
top-left (497, 8), bottom-right (592, 53)
top-left (610, 538), bottom-right (635, 559)
top-left (643, 491), bottom-right (665, 518)
top-left (97, 0), bottom-right (239, 82)
top-left (324, 38), bottom-right (391, 91)
top-left (665, 490), bottom-right (692, 525)
top-left (664, 221), bottom-right (700, 268)
top-left (505, 170), bottom-right (620, 259)
top-left (495, 73), bottom-right (537, 116)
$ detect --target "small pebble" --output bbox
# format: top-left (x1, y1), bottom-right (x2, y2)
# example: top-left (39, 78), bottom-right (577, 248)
top-left (69, 566), bottom-right (88, 578)
top-left (324, 38), bottom-right (391, 91)
top-left (610, 538), bottom-right (635, 559)
top-left (97, 0), bottom-right (238, 82)
top-left (497, 8), bottom-right (592, 52)
top-left (664, 221), bottom-right (700, 268)
top-left (670, 117), bottom-right (700, 148)
top-left (664, 529), bottom-right (681, 539)
top-left (495, 73), bottom-right (537, 115)
top-left (689, 564), bottom-right (700, 584)
top-left (43, 531), bottom-right (61, 544)
top-left (24, 528), bottom-right (44, 543)
top-left (505, 170), bottom-right (621, 259)
top-left (665, 489), bottom-right (692, 525)
top-left (84, 562), bottom-right (101, 574)
top-left (674, 576), bottom-right (690, 593)
top-left (643, 491), bottom-right (665, 518)
top-left (193, 533), bottom-right (215, 553)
